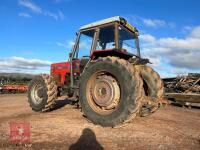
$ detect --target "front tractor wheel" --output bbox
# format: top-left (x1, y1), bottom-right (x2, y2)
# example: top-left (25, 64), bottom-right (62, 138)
top-left (28, 74), bottom-right (57, 112)
top-left (79, 57), bottom-right (143, 127)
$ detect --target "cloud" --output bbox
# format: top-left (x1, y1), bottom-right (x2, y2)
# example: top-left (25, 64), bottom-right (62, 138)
top-left (142, 19), bottom-right (166, 27)
top-left (56, 40), bottom-right (75, 49)
top-left (169, 52), bottom-right (200, 69)
top-left (43, 11), bottom-right (59, 20)
top-left (18, 0), bottom-right (65, 20)
top-left (126, 15), bottom-right (175, 28)
top-left (18, 12), bottom-right (31, 18)
top-left (56, 42), bottom-right (69, 48)
top-left (156, 27), bottom-right (200, 51)
top-left (189, 26), bottom-right (200, 38)
top-left (0, 56), bottom-right (51, 73)
top-left (58, 10), bottom-right (65, 20)
top-left (140, 26), bottom-right (200, 77)
top-left (140, 34), bottom-right (156, 43)
top-left (19, 0), bottom-right (42, 13)
top-left (56, 40), bottom-right (91, 50)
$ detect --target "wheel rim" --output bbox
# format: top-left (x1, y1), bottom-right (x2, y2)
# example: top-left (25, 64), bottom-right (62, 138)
top-left (86, 71), bottom-right (120, 115)
top-left (30, 83), bottom-right (44, 104)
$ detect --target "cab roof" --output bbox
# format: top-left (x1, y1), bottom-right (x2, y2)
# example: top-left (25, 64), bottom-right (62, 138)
top-left (80, 16), bottom-right (138, 34)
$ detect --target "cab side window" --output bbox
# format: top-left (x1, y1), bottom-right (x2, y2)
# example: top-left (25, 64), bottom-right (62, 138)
top-left (76, 30), bottom-right (95, 58)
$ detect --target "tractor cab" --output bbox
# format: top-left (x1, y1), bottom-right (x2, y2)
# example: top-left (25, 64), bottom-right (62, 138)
top-left (72, 16), bottom-right (140, 61)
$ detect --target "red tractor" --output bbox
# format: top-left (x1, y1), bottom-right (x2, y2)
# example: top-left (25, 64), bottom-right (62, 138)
top-left (28, 16), bottom-right (164, 127)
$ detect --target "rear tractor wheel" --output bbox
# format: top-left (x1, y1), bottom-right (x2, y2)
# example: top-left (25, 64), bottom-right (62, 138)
top-left (136, 65), bottom-right (164, 116)
top-left (79, 56), bottom-right (143, 127)
top-left (28, 74), bottom-right (57, 112)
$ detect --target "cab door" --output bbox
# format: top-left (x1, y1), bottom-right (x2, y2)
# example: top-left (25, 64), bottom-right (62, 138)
top-left (73, 29), bottom-right (96, 73)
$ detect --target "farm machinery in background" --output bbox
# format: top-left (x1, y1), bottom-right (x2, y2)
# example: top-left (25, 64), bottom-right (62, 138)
top-left (163, 73), bottom-right (200, 107)
top-left (0, 84), bottom-right (28, 94)
top-left (0, 74), bottom-right (32, 94)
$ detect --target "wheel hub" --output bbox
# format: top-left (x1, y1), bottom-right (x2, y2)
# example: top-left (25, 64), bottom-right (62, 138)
top-left (31, 83), bottom-right (43, 104)
top-left (91, 76), bottom-right (120, 109)
top-left (37, 88), bottom-right (43, 98)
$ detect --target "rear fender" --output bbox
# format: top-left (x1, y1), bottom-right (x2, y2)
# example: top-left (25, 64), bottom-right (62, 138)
top-left (90, 49), bottom-right (134, 60)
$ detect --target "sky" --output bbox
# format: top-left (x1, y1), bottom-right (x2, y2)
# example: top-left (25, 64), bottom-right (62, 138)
top-left (0, 0), bottom-right (200, 77)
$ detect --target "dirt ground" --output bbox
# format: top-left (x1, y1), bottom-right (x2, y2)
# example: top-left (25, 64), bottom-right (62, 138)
top-left (0, 94), bottom-right (199, 150)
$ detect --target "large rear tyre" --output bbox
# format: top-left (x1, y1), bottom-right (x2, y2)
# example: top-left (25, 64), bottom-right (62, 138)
top-left (79, 56), bottom-right (143, 127)
top-left (136, 65), bottom-right (164, 116)
top-left (28, 74), bottom-right (57, 112)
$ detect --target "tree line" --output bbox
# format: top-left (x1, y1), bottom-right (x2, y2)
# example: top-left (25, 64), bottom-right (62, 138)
top-left (0, 76), bottom-right (32, 85)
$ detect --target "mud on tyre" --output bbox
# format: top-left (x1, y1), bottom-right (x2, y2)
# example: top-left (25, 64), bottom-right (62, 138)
top-left (136, 65), bottom-right (164, 116)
